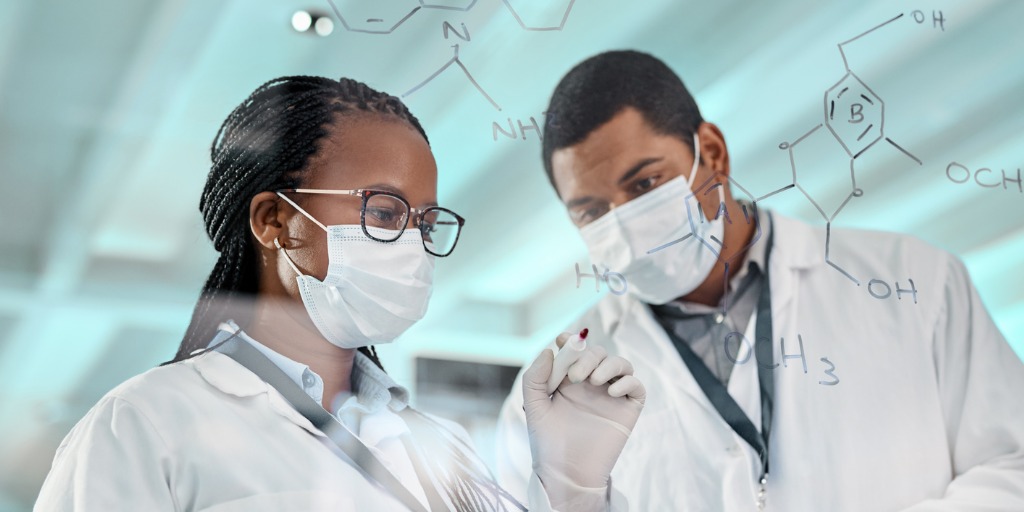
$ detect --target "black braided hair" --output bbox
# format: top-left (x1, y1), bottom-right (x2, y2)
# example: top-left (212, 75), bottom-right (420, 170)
top-left (166, 75), bottom-right (525, 512)
top-left (167, 76), bottom-right (428, 365)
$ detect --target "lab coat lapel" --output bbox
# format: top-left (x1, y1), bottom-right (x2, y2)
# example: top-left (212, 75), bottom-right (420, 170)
top-left (192, 351), bottom-right (326, 438)
top-left (766, 212), bottom-right (819, 347)
top-left (609, 296), bottom-right (717, 416)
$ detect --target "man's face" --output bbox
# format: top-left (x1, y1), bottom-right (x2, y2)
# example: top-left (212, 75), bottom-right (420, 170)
top-left (551, 107), bottom-right (722, 228)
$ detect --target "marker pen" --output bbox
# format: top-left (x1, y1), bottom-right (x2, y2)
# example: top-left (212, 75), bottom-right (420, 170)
top-left (546, 328), bottom-right (589, 394)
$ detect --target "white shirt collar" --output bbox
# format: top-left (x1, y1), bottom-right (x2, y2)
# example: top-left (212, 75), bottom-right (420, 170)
top-left (211, 321), bottom-right (409, 417)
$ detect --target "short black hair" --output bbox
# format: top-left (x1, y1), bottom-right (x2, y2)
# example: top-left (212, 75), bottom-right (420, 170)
top-left (541, 50), bottom-right (704, 191)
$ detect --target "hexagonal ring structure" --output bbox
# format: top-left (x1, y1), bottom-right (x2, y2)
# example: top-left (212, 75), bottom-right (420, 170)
top-left (824, 72), bottom-right (884, 159)
top-left (683, 173), bottom-right (763, 263)
top-left (326, 0), bottom-right (422, 34)
top-left (420, 0), bottom-right (478, 11)
top-left (501, 0), bottom-right (576, 31)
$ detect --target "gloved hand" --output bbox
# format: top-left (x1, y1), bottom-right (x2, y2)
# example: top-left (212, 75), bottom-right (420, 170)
top-left (523, 332), bottom-right (646, 509)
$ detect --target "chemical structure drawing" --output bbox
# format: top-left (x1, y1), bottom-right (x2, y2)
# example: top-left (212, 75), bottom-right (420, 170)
top-left (324, 0), bottom-right (576, 34)
top-left (324, 0), bottom-right (424, 35)
top-left (721, 332), bottom-right (840, 386)
top-left (402, 44), bottom-right (502, 111)
top-left (574, 263), bottom-right (628, 296)
top-left (778, 12), bottom-right (937, 287)
top-left (324, 0), bottom-right (577, 115)
top-left (642, 13), bottom-right (941, 306)
top-left (502, 0), bottom-right (577, 32)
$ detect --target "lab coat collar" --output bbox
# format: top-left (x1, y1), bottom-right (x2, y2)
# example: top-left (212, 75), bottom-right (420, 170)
top-left (190, 331), bottom-right (410, 438)
top-left (189, 350), bottom-right (324, 437)
top-left (191, 347), bottom-right (271, 399)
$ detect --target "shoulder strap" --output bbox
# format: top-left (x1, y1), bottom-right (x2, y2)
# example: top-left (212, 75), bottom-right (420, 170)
top-left (212, 337), bottom-right (448, 512)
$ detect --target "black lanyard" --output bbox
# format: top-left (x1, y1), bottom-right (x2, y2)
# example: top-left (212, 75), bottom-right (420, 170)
top-left (658, 223), bottom-right (775, 481)
top-left (209, 335), bottom-right (449, 512)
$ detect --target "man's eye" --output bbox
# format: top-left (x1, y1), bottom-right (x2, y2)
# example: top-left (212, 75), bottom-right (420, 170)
top-left (634, 176), bottom-right (659, 193)
top-left (572, 207), bottom-right (600, 225)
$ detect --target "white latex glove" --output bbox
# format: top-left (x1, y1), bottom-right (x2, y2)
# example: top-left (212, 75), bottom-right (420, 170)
top-left (523, 331), bottom-right (646, 509)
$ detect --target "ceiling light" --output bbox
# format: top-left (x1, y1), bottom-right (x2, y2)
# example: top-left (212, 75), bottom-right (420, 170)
top-left (291, 10), bottom-right (313, 32)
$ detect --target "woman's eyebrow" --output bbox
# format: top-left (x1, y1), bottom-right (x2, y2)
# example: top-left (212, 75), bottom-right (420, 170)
top-left (363, 182), bottom-right (438, 207)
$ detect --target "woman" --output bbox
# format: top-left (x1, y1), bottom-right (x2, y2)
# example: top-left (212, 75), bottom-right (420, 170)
top-left (34, 76), bottom-right (645, 511)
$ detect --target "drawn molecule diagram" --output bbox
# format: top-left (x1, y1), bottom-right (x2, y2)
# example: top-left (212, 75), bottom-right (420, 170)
top-left (778, 12), bottom-right (938, 287)
top-left (324, 0), bottom-right (577, 35)
top-left (574, 263), bottom-right (628, 296)
top-left (401, 43), bottom-right (502, 111)
top-left (324, 0), bottom-right (577, 115)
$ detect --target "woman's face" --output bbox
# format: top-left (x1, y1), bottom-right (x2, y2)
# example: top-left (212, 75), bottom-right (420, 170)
top-left (271, 115), bottom-right (438, 296)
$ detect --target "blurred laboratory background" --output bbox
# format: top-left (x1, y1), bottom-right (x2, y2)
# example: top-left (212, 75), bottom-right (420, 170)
top-left (1, 0), bottom-right (1022, 509)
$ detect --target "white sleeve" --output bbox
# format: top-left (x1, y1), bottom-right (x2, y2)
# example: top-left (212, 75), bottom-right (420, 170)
top-left (34, 396), bottom-right (179, 512)
top-left (901, 255), bottom-right (1024, 511)
top-left (496, 372), bottom-right (534, 505)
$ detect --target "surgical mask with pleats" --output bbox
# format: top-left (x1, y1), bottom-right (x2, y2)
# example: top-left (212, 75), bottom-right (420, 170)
top-left (579, 133), bottom-right (724, 305)
top-left (274, 195), bottom-right (434, 348)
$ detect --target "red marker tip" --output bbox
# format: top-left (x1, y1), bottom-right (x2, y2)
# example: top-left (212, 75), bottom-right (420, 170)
top-left (579, 328), bottom-right (589, 340)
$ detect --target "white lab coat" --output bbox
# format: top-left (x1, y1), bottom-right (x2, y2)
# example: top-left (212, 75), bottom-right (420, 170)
top-left (34, 348), bottom-right (565, 511)
top-left (497, 211), bottom-right (1024, 511)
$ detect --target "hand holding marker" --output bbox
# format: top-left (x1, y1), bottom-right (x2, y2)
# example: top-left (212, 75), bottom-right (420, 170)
top-left (523, 328), bottom-right (645, 503)
top-left (546, 328), bottom-right (590, 394)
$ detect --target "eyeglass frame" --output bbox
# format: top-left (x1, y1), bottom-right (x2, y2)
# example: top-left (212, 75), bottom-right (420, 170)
top-left (275, 188), bottom-right (466, 257)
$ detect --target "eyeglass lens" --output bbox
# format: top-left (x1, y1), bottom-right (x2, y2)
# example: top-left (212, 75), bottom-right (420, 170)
top-left (420, 208), bottom-right (461, 256)
top-left (363, 193), bottom-right (461, 256)
top-left (363, 193), bottom-right (410, 234)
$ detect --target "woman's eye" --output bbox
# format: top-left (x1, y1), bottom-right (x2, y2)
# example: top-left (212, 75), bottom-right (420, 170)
top-left (367, 208), bottom-right (395, 222)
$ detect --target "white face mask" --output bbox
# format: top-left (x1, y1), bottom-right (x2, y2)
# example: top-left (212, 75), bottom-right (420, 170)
top-left (274, 194), bottom-right (434, 348)
top-left (579, 133), bottom-right (724, 305)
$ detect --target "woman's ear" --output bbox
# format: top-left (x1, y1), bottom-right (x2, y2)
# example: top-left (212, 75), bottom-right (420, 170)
top-left (697, 122), bottom-right (731, 176)
top-left (249, 191), bottom-right (285, 249)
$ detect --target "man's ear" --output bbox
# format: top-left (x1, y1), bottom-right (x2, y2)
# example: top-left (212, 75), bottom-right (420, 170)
top-left (697, 122), bottom-right (730, 176)
top-left (249, 191), bottom-right (285, 249)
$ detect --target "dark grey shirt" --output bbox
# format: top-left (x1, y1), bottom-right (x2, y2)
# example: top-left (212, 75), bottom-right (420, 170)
top-left (651, 207), bottom-right (771, 385)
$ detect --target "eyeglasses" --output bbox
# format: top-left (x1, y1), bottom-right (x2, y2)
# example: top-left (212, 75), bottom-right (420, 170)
top-left (276, 188), bottom-right (466, 257)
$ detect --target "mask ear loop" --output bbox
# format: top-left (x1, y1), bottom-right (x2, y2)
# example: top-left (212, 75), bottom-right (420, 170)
top-left (274, 238), bottom-right (305, 277)
top-left (274, 191), bottom-right (324, 278)
top-left (689, 132), bottom-right (727, 212)
top-left (686, 132), bottom-right (702, 189)
top-left (276, 192), bottom-right (329, 232)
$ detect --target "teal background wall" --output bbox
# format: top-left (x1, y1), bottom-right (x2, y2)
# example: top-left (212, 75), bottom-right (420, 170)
top-left (1, 0), bottom-right (1021, 508)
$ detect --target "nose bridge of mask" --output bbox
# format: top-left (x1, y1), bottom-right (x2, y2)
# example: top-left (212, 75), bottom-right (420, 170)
top-left (326, 226), bottom-right (431, 285)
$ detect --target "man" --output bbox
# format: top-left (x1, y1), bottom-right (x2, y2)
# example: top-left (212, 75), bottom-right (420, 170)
top-left (496, 50), bottom-right (1024, 511)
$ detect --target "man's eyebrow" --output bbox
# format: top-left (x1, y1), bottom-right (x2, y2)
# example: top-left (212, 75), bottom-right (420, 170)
top-left (616, 157), bottom-right (664, 185)
top-left (565, 195), bottom-right (597, 209)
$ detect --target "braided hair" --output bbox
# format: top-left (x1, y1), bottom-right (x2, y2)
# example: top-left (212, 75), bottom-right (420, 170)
top-left (168, 75), bottom-right (427, 366)
top-left (167, 76), bottom-right (524, 511)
